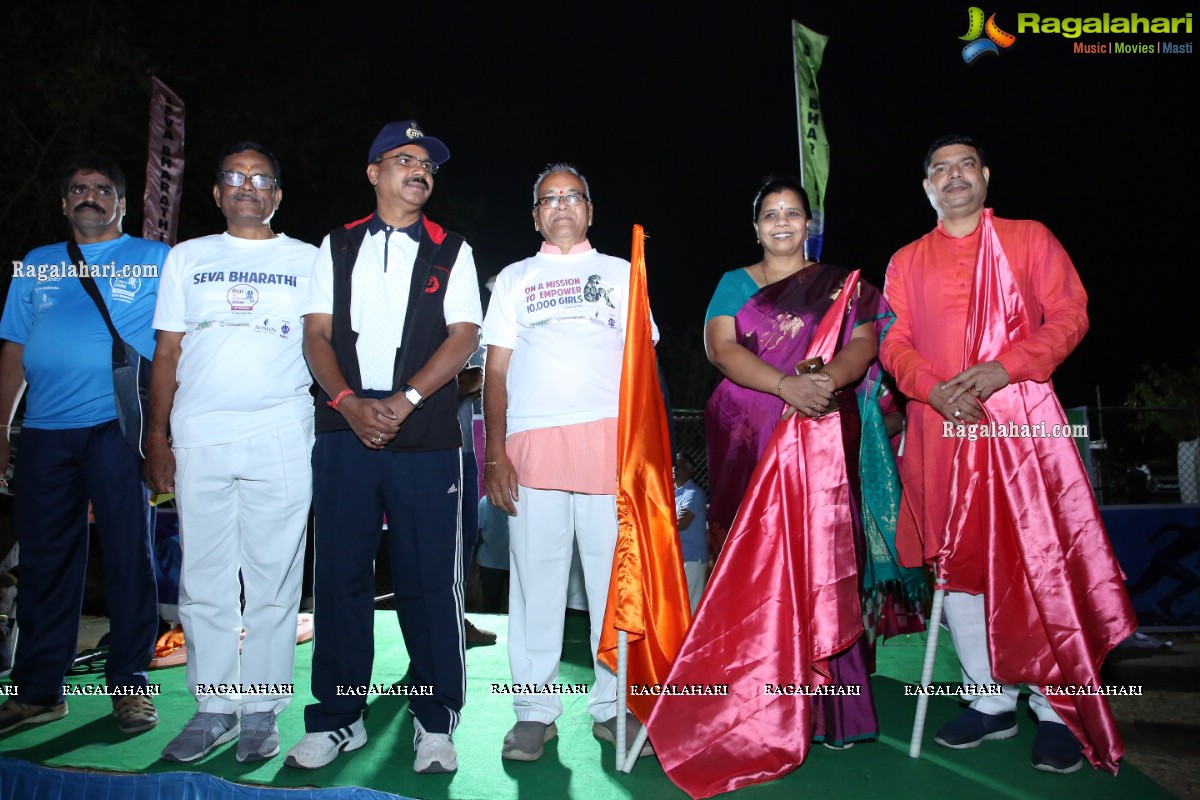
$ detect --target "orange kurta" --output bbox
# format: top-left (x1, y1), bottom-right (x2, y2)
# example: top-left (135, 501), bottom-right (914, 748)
top-left (880, 215), bottom-right (1088, 593)
top-left (881, 211), bottom-right (1135, 773)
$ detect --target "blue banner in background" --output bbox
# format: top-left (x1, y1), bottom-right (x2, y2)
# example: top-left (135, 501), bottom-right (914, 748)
top-left (1102, 505), bottom-right (1200, 629)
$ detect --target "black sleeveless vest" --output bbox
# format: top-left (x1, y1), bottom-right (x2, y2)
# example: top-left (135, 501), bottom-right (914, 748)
top-left (312, 214), bottom-right (465, 451)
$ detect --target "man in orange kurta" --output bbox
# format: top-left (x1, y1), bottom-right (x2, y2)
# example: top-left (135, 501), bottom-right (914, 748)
top-left (881, 135), bottom-right (1134, 775)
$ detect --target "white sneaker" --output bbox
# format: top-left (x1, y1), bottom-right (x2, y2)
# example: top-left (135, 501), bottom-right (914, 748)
top-left (413, 718), bottom-right (457, 774)
top-left (283, 717), bottom-right (367, 769)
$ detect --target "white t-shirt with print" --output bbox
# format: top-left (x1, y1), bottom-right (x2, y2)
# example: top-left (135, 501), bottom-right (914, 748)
top-left (153, 232), bottom-right (317, 447)
top-left (482, 248), bottom-right (656, 436)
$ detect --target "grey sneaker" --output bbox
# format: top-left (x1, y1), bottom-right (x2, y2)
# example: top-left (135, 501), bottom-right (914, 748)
top-left (284, 717), bottom-right (367, 769)
top-left (502, 720), bottom-right (558, 761)
top-left (413, 717), bottom-right (457, 773)
top-left (160, 712), bottom-right (239, 762)
top-left (593, 712), bottom-right (654, 758)
top-left (237, 711), bottom-right (280, 763)
top-left (0, 699), bottom-right (67, 734)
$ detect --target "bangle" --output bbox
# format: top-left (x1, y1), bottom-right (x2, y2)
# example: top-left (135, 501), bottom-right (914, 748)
top-left (326, 388), bottom-right (355, 410)
top-left (821, 370), bottom-right (840, 392)
top-left (483, 461), bottom-right (498, 466)
top-left (0, 425), bottom-right (9, 430)
top-left (776, 374), bottom-right (788, 397)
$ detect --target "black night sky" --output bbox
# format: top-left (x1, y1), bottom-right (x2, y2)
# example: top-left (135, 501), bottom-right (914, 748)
top-left (2, 0), bottom-right (1195, 409)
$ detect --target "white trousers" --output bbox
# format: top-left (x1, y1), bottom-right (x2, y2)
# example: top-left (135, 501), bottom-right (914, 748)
top-left (943, 591), bottom-right (1062, 723)
top-left (175, 418), bottom-right (313, 715)
top-left (683, 561), bottom-right (707, 615)
top-left (508, 486), bottom-right (618, 723)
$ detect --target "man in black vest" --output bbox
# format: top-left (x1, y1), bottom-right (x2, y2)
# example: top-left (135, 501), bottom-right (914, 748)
top-left (286, 121), bottom-right (481, 774)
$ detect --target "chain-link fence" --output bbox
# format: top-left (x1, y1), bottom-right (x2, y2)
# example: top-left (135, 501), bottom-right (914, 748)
top-left (1084, 407), bottom-right (1199, 505)
top-left (672, 409), bottom-right (709, 493)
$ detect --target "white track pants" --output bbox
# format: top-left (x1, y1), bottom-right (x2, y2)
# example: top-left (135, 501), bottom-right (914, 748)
top-left (507, 486), bottom-right (618, 724)
top-left (175, 418), bottom-right (313, 715)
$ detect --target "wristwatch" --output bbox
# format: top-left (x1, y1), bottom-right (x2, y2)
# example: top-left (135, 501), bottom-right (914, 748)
top-left (400, 384), bottom-right (424, 409)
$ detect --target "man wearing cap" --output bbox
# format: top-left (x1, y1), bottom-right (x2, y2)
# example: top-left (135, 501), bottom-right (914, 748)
top-left (483, 163), bottom-right (655, 761)
top-left (285, 121), bottom-right (481, 774)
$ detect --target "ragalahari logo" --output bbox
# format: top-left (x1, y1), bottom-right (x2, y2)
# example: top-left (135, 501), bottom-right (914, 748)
top-left (960, 7), bottom-right (1017, 62)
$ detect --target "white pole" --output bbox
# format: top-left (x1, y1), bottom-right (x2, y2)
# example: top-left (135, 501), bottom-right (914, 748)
top-left (617, 630), bottom-right (628, 771)
top-left (908, 576), bottom-right (947, 758)
top-left (621, 725), bottom-right (650, 773)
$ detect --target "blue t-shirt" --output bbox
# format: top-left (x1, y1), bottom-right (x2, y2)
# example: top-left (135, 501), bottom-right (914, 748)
top-left (675, 479), bottom-right (708, 562)
top-left (0, 235), bottom-right (167, 429)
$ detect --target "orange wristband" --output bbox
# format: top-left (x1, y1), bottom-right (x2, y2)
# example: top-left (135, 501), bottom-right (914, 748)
top-left (327, 389), bottom-right (355, 410)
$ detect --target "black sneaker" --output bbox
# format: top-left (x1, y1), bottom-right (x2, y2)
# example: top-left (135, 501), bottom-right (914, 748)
top-left (465, 619), bottom-right (497, 647)
top-left (1031, 721), bottom-right (1083, 773)
top-left (934, 708), bottom-right (1018, 749)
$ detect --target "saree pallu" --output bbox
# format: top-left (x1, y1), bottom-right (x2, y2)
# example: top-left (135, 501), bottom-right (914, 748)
top-left (650, 267), bottom-right (880, 798)
top-left (705, 264), bottom-right (887, 548)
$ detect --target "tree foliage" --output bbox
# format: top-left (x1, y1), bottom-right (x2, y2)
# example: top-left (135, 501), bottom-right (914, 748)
top-left (1125, 362), bottom-right (1200, 442)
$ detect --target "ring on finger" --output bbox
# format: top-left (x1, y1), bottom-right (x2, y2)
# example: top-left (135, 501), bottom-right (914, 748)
top-left (953, 408), bottom-right (962, 418)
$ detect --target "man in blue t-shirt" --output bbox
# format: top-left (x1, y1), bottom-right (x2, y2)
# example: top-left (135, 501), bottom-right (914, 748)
top-left (674, 453), bottom-right (709, 614)
top-left (0, 154), bottom-right (165, 736)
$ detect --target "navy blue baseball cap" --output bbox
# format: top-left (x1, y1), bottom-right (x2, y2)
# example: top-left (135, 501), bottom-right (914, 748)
top-left (367, 120), bottom-right (450, 165)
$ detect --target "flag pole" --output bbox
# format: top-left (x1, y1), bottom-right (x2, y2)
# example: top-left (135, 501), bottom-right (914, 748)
top-left (621, 726), bottom-right (650, 772)
top-left (617, 630), bottom-right (628, 770)
top-left (908, 573), bottom-right (947, 757)
top-left (791, 21), bottom-right (805, 187)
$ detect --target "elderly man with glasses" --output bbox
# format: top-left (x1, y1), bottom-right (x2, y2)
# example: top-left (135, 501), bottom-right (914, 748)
top-left (146, 141), bottom-right (318, 763)
top-left (483, 163), bottom-right (657, 762)
top-left (286, 121), bottom-right (481, 774)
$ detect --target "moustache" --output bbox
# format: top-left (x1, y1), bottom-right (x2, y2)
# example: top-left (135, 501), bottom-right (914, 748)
top-left (74, 201), bottom-right (105, 213)
top-left (406, 176), bottom-right (430, 189)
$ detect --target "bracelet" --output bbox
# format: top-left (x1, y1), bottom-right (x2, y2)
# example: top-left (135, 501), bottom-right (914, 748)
top-left (326, 388), bottom-right (355, 410)
top-left (0, 425), bottom-right (9, 430)
top-left (776, 374), bottom-right (788, 397)
top-left (820, 370), bottom-right (840, 392)
top-left (483, 461), bottom-right (498, 466)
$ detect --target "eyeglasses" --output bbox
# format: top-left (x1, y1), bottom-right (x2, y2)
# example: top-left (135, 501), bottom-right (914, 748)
top-left (534, 193), bottom-right (589, 209)
top-left (377, 153), bottom-right (439, 174)
top-left (219, 171), bottom-right (278, 190)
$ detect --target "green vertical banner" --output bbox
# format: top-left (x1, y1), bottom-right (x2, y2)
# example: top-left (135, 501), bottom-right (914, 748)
top-left (792, 21), bottom-right (829, 261)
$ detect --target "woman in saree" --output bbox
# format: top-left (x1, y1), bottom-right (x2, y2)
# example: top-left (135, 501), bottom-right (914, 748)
top-left (648, 178), bottom-right (916, 798)
top-left (702, 176), bottom-right (885, 750)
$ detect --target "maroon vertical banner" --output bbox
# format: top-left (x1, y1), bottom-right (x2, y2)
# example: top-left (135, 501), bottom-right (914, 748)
top-left (142, 77), bottom-right (185, 245)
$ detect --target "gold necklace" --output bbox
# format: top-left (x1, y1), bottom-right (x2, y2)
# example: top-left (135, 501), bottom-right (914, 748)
top-left (760, 259), bottom-right (813, 286)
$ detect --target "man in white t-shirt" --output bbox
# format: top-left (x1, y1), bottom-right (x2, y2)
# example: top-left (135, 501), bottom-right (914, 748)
top-left (483, 164), bottom-right (655, 762)
top-left (146, 142), bottom-right (317, 764)
top-left (285, 121), bottom-right (481, 775)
